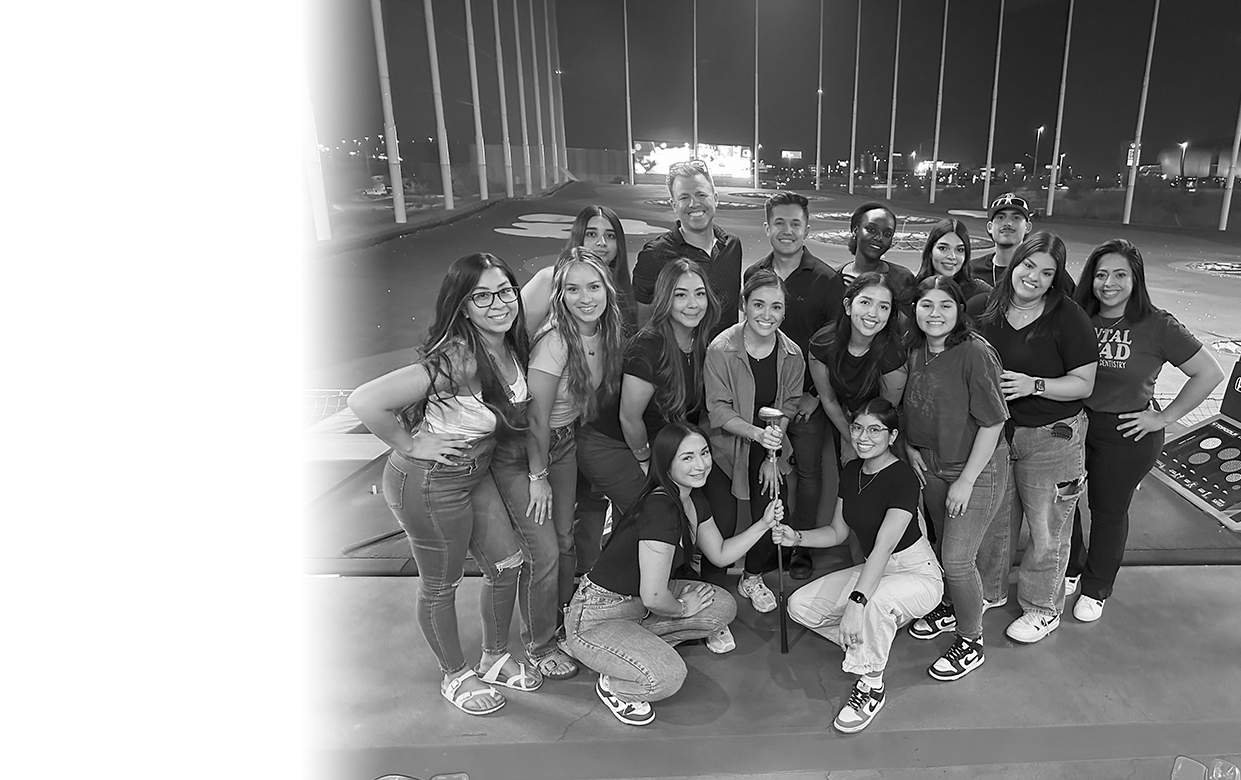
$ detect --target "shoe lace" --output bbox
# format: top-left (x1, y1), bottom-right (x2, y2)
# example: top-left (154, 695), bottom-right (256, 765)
top-left (943, 637), bottom-right (974, 662)
top-left (927, 602), bottom-right (953, 621)
top-left (845, 684), bottom-right (873, 713)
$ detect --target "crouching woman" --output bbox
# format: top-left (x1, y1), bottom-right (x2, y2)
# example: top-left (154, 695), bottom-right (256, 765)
top-left (563, 422), bottom-right (784, 726)
top-left (771, 398), bottom-right (943, 734)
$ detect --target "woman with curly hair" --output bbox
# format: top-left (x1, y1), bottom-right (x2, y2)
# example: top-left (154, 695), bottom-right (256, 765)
top-left (349, 253), bottom-right (538, 716)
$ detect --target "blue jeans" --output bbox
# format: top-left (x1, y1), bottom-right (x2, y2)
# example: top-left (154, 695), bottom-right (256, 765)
top-left (492, 425), bottom-right (579, 662)
top-left (1069, 408), bottom-right (1164, 601)
top-left (383, 438), bottom-right (524, 676)
top-left (978, 411), bottom-right (1087, 617)
top-left (918, 442), bottom-right (1009, 640)
top-left (563, 576), bottom-right (737, 703)
top-left (787, 405), bottom-right (828, 531)
top-left (787, 538), bottom-right (943, 675)
top-left (575, 426), bottom-right (648, 516)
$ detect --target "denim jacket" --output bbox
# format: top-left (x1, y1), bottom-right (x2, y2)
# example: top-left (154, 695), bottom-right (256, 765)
top-left (704, 323), bottom-right (805, 500)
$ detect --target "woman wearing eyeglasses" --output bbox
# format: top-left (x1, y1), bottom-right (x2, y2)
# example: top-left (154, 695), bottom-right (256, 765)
top-left (349, 253), bottom-right (539, 717)
top-left (771, 398), bottom-right (943, 734)
top-left (914, 219), bottom-right (992, 303)
top-left (901, 277), bottom-right (1009, 682)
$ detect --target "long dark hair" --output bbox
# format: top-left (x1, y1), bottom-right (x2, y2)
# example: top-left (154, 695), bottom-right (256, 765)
top-left (809, 272), bottom-right (901, 404)
top-left (612, 422), bottom-right (709, 558)
top-left (567, 205), bottom-right (635, 330)
top-left (637, 258), bottom-right (720, 423)
top-left (533, 248), bottom-right (624, 422)
top-left (979, 231), bottom-right (1075, 328)
top-left (915, 218), bottom-right (978, 291)
top-left (906, 275), bottom-right (975, 352)
top-left (411, 253), bottom-right (530, 433)
top-left (1073, 238), bottom-right (1155, 321)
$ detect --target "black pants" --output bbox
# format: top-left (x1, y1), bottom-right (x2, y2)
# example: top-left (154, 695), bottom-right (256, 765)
top-left (701, 444), bottom-right (785, 583)
top-left (1068, 408), bottom-right (1164, 601)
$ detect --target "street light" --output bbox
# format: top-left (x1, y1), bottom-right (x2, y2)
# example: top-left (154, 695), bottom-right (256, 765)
top-left (1178, 141), bottom-right (1189, 188)
top-left (1032, 126), bottom-right (1045, 184)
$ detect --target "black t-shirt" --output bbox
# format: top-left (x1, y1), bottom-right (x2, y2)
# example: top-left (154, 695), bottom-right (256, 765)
top-left (839, 458), bottom-right (922, 556)
top-left (633, 224), bottom-right (742, 338)
top-left (978, 297), bottom-right (1097, 427)
top-left (807, 330), bottom-right (906, 415)
top-left (588, 488), bottom-right (712, 596)
top-left (588, 332), bottom-right (704, 442)
top-left (749, 347), bottom-right (778, 424)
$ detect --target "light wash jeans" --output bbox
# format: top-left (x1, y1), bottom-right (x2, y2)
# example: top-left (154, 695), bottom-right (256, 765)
top-left (978, 410), bottom-right (1087, 617)
top-left (383, 438), bottom-right (524, 676)
top-left (787, 537), bottom-right (943, 676)
top-left (563, 576), bottom-right (737, 703)
top-left (918, 442), bottom-right (1009, 640)
top-left (492, 425), bottom-right (579, 663)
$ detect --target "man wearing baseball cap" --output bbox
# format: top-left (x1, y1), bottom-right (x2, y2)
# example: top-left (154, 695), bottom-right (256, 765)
top-left (968, 193), bottom-right (1032, 290)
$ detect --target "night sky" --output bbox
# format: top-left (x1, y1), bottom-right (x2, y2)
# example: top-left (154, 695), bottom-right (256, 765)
top-left (308, 0), bottom-right (1241, 176)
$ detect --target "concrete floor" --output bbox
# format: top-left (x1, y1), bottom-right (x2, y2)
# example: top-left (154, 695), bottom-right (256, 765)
top-left (305, 181), bottom-right (1241, 779)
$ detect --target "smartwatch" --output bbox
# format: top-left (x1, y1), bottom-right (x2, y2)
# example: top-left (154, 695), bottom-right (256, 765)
top-left (848, 590), bottom-right (868, 607)
top-left (1032, 378), bottom-right (1046, 396)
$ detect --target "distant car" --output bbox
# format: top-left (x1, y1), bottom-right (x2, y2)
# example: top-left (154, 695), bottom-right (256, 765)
top-left (361, 175), bottom-right (390, 197)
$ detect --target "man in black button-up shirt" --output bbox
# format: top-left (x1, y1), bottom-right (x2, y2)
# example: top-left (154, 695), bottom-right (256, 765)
top-left (633, 160), bottom-right (743, 338)
top-left (743, 192), bottom-right (845, 580)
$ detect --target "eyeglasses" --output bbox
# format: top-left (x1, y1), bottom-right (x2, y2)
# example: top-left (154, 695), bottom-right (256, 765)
top-left (849, 423), bottom-right (890, 438)
top-left (468, 287), bottom-right (519, 309)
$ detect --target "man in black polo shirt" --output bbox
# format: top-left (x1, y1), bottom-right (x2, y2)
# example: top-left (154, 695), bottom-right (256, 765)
top-left (633, 159), bottom-right (743, 337)
top-left (968, 193), bottom-right (1033, 290)
top-left (743, 192), bottom-right (844, 579)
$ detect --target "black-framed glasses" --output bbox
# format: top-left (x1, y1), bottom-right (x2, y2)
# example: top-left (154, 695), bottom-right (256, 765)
top-left (468, 287), bottom-right (519, 309)
top-left (849, 423), bottom-right (890, 438)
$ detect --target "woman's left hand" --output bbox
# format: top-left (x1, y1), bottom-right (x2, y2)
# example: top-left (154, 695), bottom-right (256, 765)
top-left (526, 477), bottom-right (553, 525)
top-left (1000, 370), bottom-right (1035, 401)
top-left (759, 459), bottom-right (783, 499)
top-left (761, 498), bottom-right (786, 528)
top-left (793, 393), bottom-right (819, 424)
top-left (1117, 408), bottom-right (1168, 441)
top-left (946, 476), bottom-right (976, 519)
top-left (841, 602), bottom-right (865, 649)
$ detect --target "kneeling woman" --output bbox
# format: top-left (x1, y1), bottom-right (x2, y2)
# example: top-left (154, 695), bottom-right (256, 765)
top-left (563, 423), bottom-right (784, 727)
top-left (772, 399), bottom-right (943, 734)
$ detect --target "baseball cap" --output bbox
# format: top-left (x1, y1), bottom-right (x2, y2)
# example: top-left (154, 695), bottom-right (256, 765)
top-left (988, 193), bottom-right (1031, 220)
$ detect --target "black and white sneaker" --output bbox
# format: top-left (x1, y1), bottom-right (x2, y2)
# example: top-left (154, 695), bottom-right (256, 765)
top-left (908, 602), bottom-right (956, 640)
top-left (928, 634), bottom-right (985, 681)
top-left (833, 681), bottom-right (886, 733)
top-left (595, 675), bottom-right (655, 726)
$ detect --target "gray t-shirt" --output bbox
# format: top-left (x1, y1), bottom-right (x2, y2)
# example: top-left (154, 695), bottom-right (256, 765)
top-left (903, 336), bottom-right (1009, 462)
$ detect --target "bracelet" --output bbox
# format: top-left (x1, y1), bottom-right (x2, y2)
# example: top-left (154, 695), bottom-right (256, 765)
top-left (676, 598), bottom-right (687, 618)
top-left (528, 468), bottom-right (549, 482)
top-left (793, 530), bottom-right (803, 547)
top-left (632, 444), bottom-right (650, 460)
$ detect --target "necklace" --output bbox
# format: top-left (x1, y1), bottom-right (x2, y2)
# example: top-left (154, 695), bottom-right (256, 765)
top-left (1098, 314), bottom-right (1126, 332)
top-left (1010, 298), bottom-right (1041, 311)
top-left (581, 330), bottom-right (599, 356)
top-left (925, 344), bottom-right (945, 364)
top-left (858, 457), bottom-right (893, 492)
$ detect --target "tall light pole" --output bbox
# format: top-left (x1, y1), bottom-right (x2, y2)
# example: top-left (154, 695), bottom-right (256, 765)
top-left (1178, 141), bottom-right (1189, 188)
top-left (1032, 125), bottom-right (1044, 184)
top-left (814, 0), bottom-right (824, 191)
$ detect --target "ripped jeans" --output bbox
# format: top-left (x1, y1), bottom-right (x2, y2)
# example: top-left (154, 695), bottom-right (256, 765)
top-left (384, 439), bottom-right (524, 676)
top-left (978, 411), bottom-right (1087, 618)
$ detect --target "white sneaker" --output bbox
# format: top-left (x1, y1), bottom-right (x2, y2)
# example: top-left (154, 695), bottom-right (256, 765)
top-left (982, 595), bottom-right (1008, 613)
top-left (1064, 575), bottom-right (1080, 597)
top-left (1073, 595), bottom-right (1105, 622)
top-left (1005, 611), bottom-right (1061, 643)
top-left (705, 626), bottom-right (736, 654)
top-left (738, 573), bottom-right (777, 613)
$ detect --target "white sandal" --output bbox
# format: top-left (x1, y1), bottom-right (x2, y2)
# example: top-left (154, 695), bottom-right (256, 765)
top-left (441, 668), bottom-right (505, 715)
top-left (476, 651), bottom-right (543, 691)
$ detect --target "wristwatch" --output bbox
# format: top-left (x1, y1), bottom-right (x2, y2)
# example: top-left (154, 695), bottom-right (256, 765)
top-left (848, 590), bottom-right (868, 607)
top-left (1032, 378), bottom-right (1046, 396)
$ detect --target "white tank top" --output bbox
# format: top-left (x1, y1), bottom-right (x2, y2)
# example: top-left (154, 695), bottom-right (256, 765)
top-left (421, 356), bottom-right (528, 439)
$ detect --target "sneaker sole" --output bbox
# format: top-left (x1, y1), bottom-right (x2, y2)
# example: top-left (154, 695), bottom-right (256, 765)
top-left (1006, 615), bottom-right (1061, 643)
top-left (596, 682), bottom-right (654, 726)
top-left (928, 654), bottom-right (985, 681)
top-left (833, 696), bottom-right (885, 734)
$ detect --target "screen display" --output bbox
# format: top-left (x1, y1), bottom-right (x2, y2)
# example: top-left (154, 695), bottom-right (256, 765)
top-left (634, 141), bottom-right (753, 179)
top-left (1155, 417), bottom-right (1241, 513)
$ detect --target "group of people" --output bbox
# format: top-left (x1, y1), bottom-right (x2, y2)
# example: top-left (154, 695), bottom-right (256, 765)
top-left (348, 159), bottom-right (1224, 734)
